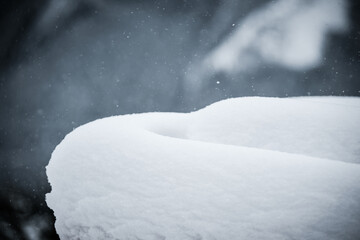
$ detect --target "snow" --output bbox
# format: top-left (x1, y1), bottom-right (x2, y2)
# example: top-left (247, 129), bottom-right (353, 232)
top-left (199, 0), bottom-right (347, 76)
top-left (47, 97), bottom-right (360, 240)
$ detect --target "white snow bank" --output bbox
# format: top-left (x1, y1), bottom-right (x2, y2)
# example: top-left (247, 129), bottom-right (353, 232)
top-left (47, 97), bottom-right (360, 240)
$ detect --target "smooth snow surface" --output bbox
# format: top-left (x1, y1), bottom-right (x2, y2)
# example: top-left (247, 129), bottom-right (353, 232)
top-left (47, 97), bottom-right (360, 240)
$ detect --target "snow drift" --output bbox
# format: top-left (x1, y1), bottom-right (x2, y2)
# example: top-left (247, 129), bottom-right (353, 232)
top-left (47, 97), bottom-right (360, 240)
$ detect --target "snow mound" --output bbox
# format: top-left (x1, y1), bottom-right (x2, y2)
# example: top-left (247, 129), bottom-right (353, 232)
top-left (47, 97), bottom-right (360, 240)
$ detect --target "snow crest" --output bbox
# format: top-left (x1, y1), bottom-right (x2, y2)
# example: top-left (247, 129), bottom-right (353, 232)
top-left (47, 97), bottom-right (360, 240)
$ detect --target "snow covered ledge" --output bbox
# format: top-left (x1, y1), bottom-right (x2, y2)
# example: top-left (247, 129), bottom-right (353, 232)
top-left (47, 97), bottom-right (360, 240)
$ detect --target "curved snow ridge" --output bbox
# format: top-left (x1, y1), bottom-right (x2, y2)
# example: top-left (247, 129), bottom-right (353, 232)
top-left (47, 97), bottom-right (360, 240)
top-left (134, 96), bottom-right (360, 163)
top-left (187, 96), bottom-right (360, 163)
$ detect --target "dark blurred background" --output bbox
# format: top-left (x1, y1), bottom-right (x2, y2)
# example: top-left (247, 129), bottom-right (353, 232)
top-left (0, 0), bottom-right (359, 239)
